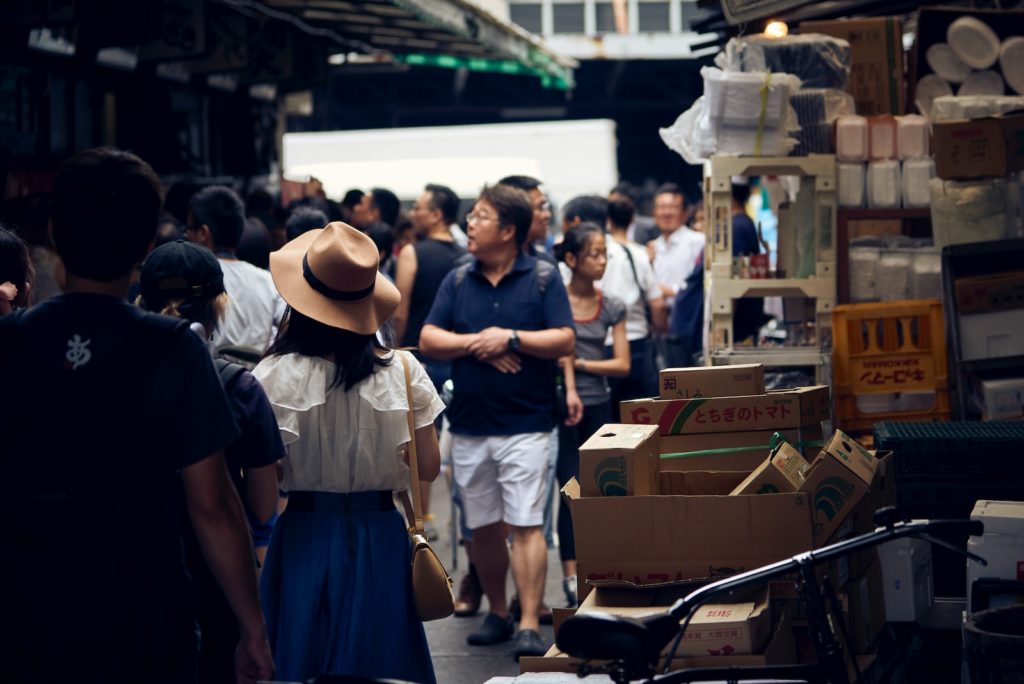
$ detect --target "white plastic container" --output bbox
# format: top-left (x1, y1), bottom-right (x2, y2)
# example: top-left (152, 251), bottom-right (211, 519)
top-left (929, 177), bottom-right (1014, 249)
top-left (958, 70), bottom-right (1005, 97)
top-left (967, 500), bottom-right (1024, 611)
top-left (1002, 36), bottom-right (1024, 96)
top-left (867, 160), bottom-right (901, 209)
top-left (868, 116), bottom-right (897, 160)
top-left (836, 115), bottom-right (868, 162)
top-left (958, 309), bottom-right (1024, 361)
top-left (926, 42), bottom-right (973, 83)
top-left (876, 248), bottom-right (911, 300)
top-left (878, 537), bottom-right (934, 622)
top-left (902, 158), bottom-right (935, 208)
top-left (897, 115), bottom-right (930, 160)
top-left (978, 378), bottom-right (1024, 420)
top-left (915, 74), bottom-right (954, 116)
top-left (838, 162), bottom-right (866, 208)
top-left (911, 247), bottom-right (942, 300)
top-left (849, 243), bottom-right (880, 302)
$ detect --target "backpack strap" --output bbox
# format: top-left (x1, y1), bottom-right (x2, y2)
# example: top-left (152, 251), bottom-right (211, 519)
top-left (213, 357), bottom-right (247, 388)
top-left (453, 257), bottom-right (554, 297)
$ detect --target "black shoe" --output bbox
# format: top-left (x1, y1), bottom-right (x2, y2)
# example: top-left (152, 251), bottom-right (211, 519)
top-left (467, 612), bottom-right (514, 646)
top-left (510, 596), bottom-right (554, 625)
top-left (512, 629), bottom-right (547, 660)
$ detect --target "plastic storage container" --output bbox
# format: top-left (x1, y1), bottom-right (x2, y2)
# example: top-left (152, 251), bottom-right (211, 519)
top-left (838, 162), bottom-right (866, 208)
top-left (868, 116), bottom-right (897, 160)
top-left (902, 158), bottom-right (935, 209)
top-left (967, 500), bottom-right (1024, 611)
top-left (848, 240), bottom-right (881, 302)
top-left (832, 300), bottom-right (950, 434)
top-left (896, 115), bottom-right (929, 160)
top-left (911, 248), bottom-right (942, 300)
top-left (867, 160), bottom-right (901, 209)
top-left (877, 250), bottom-right (912, 301)
top-left (836, 115), bottom-right (868, 162)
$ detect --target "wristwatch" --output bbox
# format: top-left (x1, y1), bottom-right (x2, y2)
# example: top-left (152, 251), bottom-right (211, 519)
top-left (508, 329), bottom-right (520, 351)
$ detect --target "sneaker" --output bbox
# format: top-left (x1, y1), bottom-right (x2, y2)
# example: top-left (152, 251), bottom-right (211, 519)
top-left (467, 612), bottom-right (515, 646)
top-left (512, 629), bottom-right (547, 660)
top-left (454, 568), bottom-right (483, 618)
top-left (509, 596), bottom-right (554, 625)
top-left (563, 575), bottom-right (578, 608)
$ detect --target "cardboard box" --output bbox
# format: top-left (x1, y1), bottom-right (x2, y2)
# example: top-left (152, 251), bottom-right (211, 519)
top-left (801, 430), bottom-right (879, 547)
top-left (520, 608), bottom-right (796, 674)
top-left (878, 536), bottom-right (933, 622)
top-left (845, 558), bottom-right (886, 654)
top-left (621, 386), bottom-right (830, 436)
top-left (730, 442), bottom-right (811, 496)
top-left (577, 423), bottom-right (659, 497)
top-left (933, 113), bottom-right (1024, 180)
top-left (842, 451), bottom-right (896, 581)
top-left (955, 271), bottom-right (1024, 315)
top-left (660, 425), bottom-right (825, 473)
top-left (574, 585), bottom-right (772, 658)
top-left (564, 472), bottom-right (814, 600)
top-left (978, 378), bottom-right (1024, 420)
top-left (800, 17), bottom-right (905, 116)
top-left (659, 364), bottom-right (765, 400)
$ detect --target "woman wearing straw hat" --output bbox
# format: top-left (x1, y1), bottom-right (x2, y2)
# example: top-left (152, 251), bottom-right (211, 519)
top-left (253, 222), bottom-right (445, 682)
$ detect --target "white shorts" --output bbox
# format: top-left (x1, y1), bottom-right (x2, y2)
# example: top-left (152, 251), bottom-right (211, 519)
top-left (451, 432), bottom-right (550, 530)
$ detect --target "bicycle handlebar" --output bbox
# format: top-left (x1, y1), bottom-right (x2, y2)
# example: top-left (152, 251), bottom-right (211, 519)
top-left (666, 517), bottom-right (985, 623)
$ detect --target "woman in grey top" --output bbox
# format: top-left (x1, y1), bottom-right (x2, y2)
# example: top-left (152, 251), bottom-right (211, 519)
top-left (555, 222), bottom-right (630, 606)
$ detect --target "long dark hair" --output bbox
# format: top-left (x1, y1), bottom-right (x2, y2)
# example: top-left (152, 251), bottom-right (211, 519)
top-left (266, 307), bottom-right (391, 390)
top-left (554, 222), bottom-right (603, 265)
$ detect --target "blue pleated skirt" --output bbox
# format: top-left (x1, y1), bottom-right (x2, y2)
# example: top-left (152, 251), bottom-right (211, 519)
top-left (260, 491), bottom-right (437, 684)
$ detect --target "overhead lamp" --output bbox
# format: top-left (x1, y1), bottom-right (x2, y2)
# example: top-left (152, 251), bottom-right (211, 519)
top-left (764, 20), bottom-right (789, 38)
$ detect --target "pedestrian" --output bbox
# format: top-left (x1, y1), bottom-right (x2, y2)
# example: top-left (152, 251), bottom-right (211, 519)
top-left (554, 222), bottom-right (629, 606)
top-left (1, 147), bottom-right (273, 683)
top-left (419, 184), bottom-right (575, 659)
top-left (254, 222), bottom-right (445, 683)
top-left (137, 239), bottom-right (285, 684)
top-left (0, 225), bottom-right (33, 314)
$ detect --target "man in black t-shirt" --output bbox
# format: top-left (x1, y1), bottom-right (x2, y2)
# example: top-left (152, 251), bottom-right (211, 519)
top-left (0, 148), bottom-right (274, 683)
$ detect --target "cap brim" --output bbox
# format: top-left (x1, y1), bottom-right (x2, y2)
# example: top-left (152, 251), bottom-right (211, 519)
top-left (269, 228), bottom-right (400, 335)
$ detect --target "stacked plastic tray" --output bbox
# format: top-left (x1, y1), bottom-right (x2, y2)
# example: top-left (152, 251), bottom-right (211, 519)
top-left (874, 421), bottom-right (1024, 595)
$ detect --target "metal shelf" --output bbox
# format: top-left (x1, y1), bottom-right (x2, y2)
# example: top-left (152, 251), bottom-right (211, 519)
top-left (712, 348), bottom-right (831, 367)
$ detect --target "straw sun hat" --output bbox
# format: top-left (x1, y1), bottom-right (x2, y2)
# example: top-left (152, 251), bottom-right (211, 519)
top-left (269, 221), bottom-right (399, 335)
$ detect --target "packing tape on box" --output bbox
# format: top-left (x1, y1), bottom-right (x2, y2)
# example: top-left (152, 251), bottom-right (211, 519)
top-left (660, 436), bottom-right (825, 461)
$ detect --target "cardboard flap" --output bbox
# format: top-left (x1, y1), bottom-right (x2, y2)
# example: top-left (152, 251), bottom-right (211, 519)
top-left (561, 477), bottom-right (581, 505)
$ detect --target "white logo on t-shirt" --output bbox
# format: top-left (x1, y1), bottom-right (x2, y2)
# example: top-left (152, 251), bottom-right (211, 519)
top-left (66, 334), bottom-right (92, 369)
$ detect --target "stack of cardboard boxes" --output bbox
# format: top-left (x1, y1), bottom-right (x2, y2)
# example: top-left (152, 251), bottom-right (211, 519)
top-left (521, 364), bottom-right (896, 674)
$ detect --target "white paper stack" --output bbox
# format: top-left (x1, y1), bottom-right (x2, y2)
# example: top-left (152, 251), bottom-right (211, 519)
top-left (838, 162), bottom-right (866, 208)
top-left (902, 158), bottom-right (936, 208)
top-left (836, 115), bottom-right (868, 162)
top-left (897, 115), bottom-right (930, 159)
top-left (867, 160), bottom-right (902, 209)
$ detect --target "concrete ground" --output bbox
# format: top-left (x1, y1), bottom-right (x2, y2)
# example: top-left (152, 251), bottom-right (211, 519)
top-left (422, 467), bottom-right (569, 684)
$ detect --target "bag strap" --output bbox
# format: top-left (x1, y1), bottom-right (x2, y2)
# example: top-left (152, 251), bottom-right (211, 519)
top-left (618, 240), bottom-right (654, 325)
top-left (398, 352), bottom-right (425, 536)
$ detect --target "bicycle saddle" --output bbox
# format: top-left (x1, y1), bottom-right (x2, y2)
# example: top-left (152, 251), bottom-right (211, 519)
top-left (557, 611), bottom-right (681, 664)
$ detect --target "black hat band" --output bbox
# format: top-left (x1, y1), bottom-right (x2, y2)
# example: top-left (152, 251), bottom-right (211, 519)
top-left (302, 253), bottom-right (375, 301)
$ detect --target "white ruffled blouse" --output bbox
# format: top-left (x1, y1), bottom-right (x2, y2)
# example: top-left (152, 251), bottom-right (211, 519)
top-left (252, 350), bottom-right (445, 494)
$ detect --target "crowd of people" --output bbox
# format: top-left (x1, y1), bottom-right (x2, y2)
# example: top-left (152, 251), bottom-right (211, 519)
top-left (0, 146), bottom-right (765, 684)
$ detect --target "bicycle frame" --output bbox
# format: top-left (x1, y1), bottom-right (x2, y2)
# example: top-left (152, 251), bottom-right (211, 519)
top-left (559, 512), bottom-right (985, 684)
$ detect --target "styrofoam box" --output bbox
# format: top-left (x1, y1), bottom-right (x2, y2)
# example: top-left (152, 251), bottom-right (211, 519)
top-left (878, 537), bottom-right (934, 622)
top-left (968, 500), bottom-right (1024, 610)
top-left (959, 309), bottom-right (1024, 361)
top-left (838, 162), bottom-right (866, 208)
top-left (836, 115), bottom-right (868, 162)
top-left (902, 158), bottom-right (935, 208)
top-left (979, 378), bottom-right (1024, 420)
top-left (867, 160), bottom-right (901, 209)
top-left (897, 115), bottom-right (930, 160)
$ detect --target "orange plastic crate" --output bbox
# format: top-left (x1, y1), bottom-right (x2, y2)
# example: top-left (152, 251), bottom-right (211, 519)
top-left (832, 300), bottom-right (950, 432)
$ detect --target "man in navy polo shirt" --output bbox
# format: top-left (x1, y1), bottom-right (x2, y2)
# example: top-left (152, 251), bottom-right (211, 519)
top-left (421, 184), bottom-right (575, 659)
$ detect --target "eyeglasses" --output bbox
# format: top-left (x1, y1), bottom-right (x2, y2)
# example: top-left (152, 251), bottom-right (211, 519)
top-left (467, 212), bottom-right (498, 225)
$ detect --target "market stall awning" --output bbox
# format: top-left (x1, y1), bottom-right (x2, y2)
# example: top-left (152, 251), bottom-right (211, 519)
top-left (265, 0), bottom-right (578, 89)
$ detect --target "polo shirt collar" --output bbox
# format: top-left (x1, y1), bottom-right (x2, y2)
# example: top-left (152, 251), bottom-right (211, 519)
top-left (469, 249), bottom-right (534, 275)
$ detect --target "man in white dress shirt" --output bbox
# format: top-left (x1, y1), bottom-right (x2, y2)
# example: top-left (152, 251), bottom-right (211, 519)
top-left (649, 183), bottom-right (704, 367)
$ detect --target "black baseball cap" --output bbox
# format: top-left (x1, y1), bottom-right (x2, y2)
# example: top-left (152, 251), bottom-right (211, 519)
top-left (139, 239), bottom-right (225, 313)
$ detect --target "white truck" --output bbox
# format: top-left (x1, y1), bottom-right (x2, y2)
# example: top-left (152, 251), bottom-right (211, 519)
top-left (282, 118), bottom-right (619, 208)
